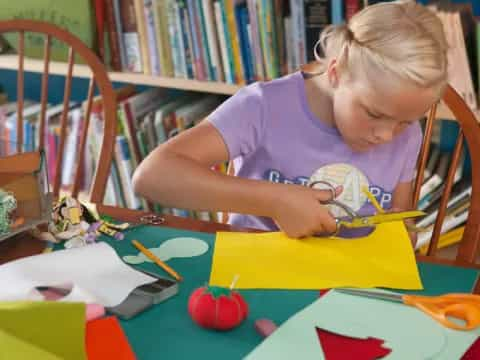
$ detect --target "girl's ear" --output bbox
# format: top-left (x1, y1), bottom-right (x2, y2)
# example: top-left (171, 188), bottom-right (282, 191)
top-left (327, 59), bottom-right (340, 88)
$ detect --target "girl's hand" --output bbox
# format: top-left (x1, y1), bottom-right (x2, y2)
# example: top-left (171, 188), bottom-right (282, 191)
top-left (271, 184), bottom-right (343, 238)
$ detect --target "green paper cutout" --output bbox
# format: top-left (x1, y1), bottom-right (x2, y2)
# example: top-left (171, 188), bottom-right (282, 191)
top-left (246, 290), bottom-right (480, 360)
top-left (0, 301), bottom-right (86, 360)
top-left (206, 286), bottom-right (232, 298)
top-left (123, 237), bottom-right (209, 264)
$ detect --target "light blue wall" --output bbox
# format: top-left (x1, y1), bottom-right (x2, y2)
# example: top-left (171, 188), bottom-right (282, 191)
top-left (0, 69), bottom-right (148, 104)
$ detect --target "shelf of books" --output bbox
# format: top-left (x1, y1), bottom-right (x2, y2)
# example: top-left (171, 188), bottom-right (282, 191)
top-left (0, 55), bottom-right (241, 95)
top-left (0, 54), bottom-right (476, 121)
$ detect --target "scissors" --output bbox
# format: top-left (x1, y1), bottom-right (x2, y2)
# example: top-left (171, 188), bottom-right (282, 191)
top-left (138, 214), bottom-right (165, 225)
top-left (123, 214), bottom-right (165, 231)
top-left (336, 288), bottom-right (480, 331)
top-left (308, 180), bottom-right (425, 235)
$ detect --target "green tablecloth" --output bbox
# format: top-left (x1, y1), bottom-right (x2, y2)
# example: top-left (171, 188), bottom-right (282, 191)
top-left (100, 225), bottom-right (479, 360)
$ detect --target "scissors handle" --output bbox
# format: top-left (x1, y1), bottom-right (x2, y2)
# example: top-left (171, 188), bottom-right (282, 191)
top-left (403, 294), bottom-right (480, 331)
top-left (140, 214), bottom-right (165, 225)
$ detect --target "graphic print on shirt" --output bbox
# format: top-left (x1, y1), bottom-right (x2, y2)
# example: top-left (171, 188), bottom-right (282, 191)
top-left (264, 163), bottom-right (393, 217)
top-left (309, 164), bottom-right (369, 217)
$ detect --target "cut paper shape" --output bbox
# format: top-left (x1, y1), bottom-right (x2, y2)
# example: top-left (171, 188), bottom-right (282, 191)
top-left (86, 316), bottom-right (136, 360)
top-left (0, 301), bottom-right (87, 360)
top-left (246, 290), bottom-right (480, 360)
top-left (0, 242), bottom-right (156, 307)
top-left (316, 327), bottom-right (391, 360)
top-left (123, 237), bottom-right (209, 265)
top-left (210, 221), bottom-right (422, 290)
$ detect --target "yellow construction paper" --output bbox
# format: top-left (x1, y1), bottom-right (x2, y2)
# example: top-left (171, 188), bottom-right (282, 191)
top-left (209, 221), bottom-right (423, 290)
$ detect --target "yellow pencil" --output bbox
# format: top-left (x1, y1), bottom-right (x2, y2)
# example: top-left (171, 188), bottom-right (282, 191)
top-left (131, 240), bottom-right (183, 282)
top-left (362, 186), bottom-right (385, 214)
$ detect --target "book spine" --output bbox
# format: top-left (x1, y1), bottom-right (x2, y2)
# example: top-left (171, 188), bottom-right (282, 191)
top-left (201, 0), bottom-right (224, 81)
top-left (235, 5), bottom-right (251, 83)
top-left (144, 0), bottom-right (162, 75)
top-left (416, 208), bottom-right (469, 250)
top-left (105, 0), bottom-right (123, 70)
top-left (197, 0), bottom-right (215, 81)
top-left (284, 16), bottom-right (294, 73)
top-left (345, 0), bottom-right (360, 21)
top-left (219, 0), bottom-right (235, 83)
top-left (133, 0), bottom-right (152, 74)
top-left (240, 7), bottom-right (255, 83)
top-left (168, 0), bottom-right (187, 78)
top-left (92, 0), bottom-right (106, 61)
top-left (153, 0), bottom-right (175, 77)
top-left (331, 0), bottom-right (344, 25)
top-left (116, 135), bottom-right (142, 209)
top-left (416, 186), bottom-right (472, 229)
top-left (112, 0), bottom-right (128, 70)
top-left (160, 0), bottom-right (176, 76)
top-left (274, 0), bottom-right (286, 76)
top-left (223, 0), bottom-right (246, 84)
top-left (247, 0), bottom-right (265, 80)
top-left (181, 0), bottom-right (197, 78)
top-left (214, 1), bottom-right (233, 83)
top-left (304, 0), bottom-right (331, 62)
top-left (120, 0), bottom-right (143, 72)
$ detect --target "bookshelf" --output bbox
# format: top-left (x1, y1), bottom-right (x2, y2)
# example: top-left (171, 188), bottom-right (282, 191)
top-left (0, 54), bottom-right (476, 121)
top-left (0, 55), bottom-right (241, 96)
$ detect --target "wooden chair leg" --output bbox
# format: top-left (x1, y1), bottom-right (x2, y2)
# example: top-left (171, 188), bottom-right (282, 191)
top-left (473, 276), bottom-right (480, 294)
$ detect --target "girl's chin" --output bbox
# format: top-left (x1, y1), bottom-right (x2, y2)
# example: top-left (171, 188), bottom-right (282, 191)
top-left (348, 140), bottom-right (374, 152)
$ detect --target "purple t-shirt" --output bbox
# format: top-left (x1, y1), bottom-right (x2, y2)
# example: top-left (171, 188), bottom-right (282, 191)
top-left (208, 71), bottom-right (422, 231)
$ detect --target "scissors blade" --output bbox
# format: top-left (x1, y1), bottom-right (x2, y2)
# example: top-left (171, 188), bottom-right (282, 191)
top-left (343, 210), bottom-right (425, 228)
top-left (336, 288), bottom-right (404, 303)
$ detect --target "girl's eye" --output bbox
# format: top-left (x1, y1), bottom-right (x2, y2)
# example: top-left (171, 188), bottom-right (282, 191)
top-left (366, 109), bottom-right (382, 119)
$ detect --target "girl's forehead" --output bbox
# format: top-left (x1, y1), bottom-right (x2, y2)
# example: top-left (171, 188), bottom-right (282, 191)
top-left (349, 76), bottom-right (439, 120)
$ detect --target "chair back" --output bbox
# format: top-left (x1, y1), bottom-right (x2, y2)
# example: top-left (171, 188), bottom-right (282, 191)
top-left (414, 85), bottom-right (480, 265)
top-left (0, 19), bottom-right (117, 204)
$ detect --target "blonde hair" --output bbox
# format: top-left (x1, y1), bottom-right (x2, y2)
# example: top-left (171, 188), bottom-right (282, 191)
top-left (314, 0), bottom-right (448, 90)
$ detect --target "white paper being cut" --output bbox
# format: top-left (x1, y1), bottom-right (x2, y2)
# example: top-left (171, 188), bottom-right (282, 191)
top-left (0, 242), bottom-right (156, 307)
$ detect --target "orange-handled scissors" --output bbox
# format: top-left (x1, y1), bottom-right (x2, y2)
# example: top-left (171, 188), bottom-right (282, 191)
top-left (337, 288), bottom-right (480, 331)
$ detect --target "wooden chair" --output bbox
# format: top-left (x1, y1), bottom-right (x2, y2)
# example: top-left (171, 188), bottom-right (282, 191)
top-left (0, 19), bottom-right (117, 204)
top-left (414, 85), bottom-right (480, 277)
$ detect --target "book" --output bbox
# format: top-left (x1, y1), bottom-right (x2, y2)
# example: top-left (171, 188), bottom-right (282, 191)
top-left (416, 182), bottom-right (471, 230)
top-left (304, 0), bottom-right (331, 61)
top-left (133, 0), bottom-right (152, 74)
top-left (418, 226), bottom-right (465, 256)
top-left (105, 0), bottom-right (123, 71)
top-left (152, 0), bottom-right (175, 77)
top-left (143, 0), bottom-right (162, 75)
top-left (416, 202), bottom-right (469, 249)
top-left (419, 152), bottom-right (451, 200)
top-left (119, 0), bottom-right (143, 72)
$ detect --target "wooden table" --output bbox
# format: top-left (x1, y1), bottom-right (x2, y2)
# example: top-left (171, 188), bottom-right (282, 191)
top-left (0, 205), bottom-right (242, 265)
top-left (2, 205), bottom-right (480, 359)
top-left (2, 204), bottom-right (479, 272)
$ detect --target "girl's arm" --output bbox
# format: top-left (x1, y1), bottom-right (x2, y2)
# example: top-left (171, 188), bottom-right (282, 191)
top-left (132, 120), bottom-right (338, 237)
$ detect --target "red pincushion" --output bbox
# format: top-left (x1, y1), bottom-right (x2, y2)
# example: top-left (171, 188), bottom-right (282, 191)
top-left (188, 286), bottom-right (248, 330)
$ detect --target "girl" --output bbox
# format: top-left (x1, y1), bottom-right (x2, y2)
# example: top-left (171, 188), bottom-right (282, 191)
top-left (132, 0), bottom-right (448, 240)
